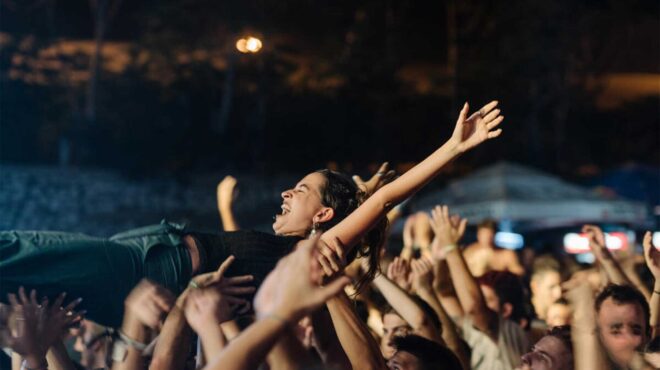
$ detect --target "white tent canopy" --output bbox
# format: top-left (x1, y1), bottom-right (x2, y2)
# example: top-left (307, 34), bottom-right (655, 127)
top-left (412, 162), bottom-right (649, 228)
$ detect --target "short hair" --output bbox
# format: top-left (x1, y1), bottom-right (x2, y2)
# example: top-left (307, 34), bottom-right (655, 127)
top-left (391, 335), bottom-right (462, 370)
top-left (477, 270), bottom-right (530, 323)
top-left (531, 255), bottom-right (561, 279)
top-left (545, 325), bottom-right (573, 357)
top-left (477, 219), bottom-right (496, 231)
top-left (595, 284), bottom-right (650, 336)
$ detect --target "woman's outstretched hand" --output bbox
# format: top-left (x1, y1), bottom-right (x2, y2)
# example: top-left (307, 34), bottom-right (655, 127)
top-left (450, 101), bottom-right (503, 153)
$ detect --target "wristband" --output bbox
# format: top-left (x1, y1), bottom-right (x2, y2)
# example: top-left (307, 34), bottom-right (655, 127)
top-left (442, 244), bottom-right (457, 254)
top-left (118, 330), bottom-right (148, 351)
top-left (188, 280), bottom-right (200, 289)
top-left (20, 360), bottom-right (48, 370)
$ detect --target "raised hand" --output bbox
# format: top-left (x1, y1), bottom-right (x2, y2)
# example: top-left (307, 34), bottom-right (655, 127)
top-left (352, 162), bottom-right (397, 195)
top-left (124, 280), bottom-right (175, 330)
top-left (582, 225), bottom-right (612, 261)
top-left (450, 101), bottom-right (503, 153)
top-left (643, 231), bottom-right (660, 279)
top-left (254, 234), bottom-right (351, 322)
top-left (184, 288), bottom-right (249, 335)
top-left (6, 288), bottom-right (83, 364)
top-left (317, 237), bottom-right (347, 278)
top-left (190, 255), bottom-right (255, 293)
top-left (217, 176), bottom-right (238, 209)
top-left (387, 257), bottom-right (412, 291)
top-left (429, 205), bottom-right (467, 258)
top-left (410, 257), bottom-right (434, 293)
top-left (402, 214), bottom-right (416, 250)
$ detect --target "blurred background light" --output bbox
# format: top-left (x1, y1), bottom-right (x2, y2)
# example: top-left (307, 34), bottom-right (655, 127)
top-left (495, 231), bottom-right (524, 249)
top-left (236, 36), bottom-right (262, 53)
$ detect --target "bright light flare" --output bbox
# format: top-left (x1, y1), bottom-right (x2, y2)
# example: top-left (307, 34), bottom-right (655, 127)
top-left (236, 36), bottom-right (263, 53)
top-left (563, 231), bottom-right (629, 254)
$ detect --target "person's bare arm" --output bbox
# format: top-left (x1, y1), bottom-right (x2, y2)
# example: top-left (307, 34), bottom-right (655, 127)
top-left (266, 328), bottom-right (317, 370)
top-left (584, 225), bottom-right (633, 287)
top-left (151, 256), bottom-right (254, 370)
top-left (371, 271), bottom-right (442, 342)
top-left (149, 291), bottom-right (194, 370)
top-left (502, 250), bottom-right (525, 275)
top-left (204, 235), bottom-right (350, 370)
top-left (309, 308), bottom-right (352, 370)
top-left (643, 231), bottom-right (660, 338)
top-left (400, 215), bottom-right (416, 261)
top-left (321, 102), bottom-right (503, 256)
top-left (430, 241), bottom-right (465, 320)
top-left (429, 243), bottom-right (465, 321)
top-left (46, 340), bottom-right (77, 370)
top-left (326, 292), bottom-right (387, 370)
top-left (411, 257), bottom-right (470, 369)
top-left (115, 280), bottom-right (174, 370)
top-left (217, 176), bottom-right (240, 231)
top-left (413, 213), bottom-right (434, 259)
top-left (430, 205), bottom-right (497, 339)
top-left (563, 279), bottom-right (611, 370)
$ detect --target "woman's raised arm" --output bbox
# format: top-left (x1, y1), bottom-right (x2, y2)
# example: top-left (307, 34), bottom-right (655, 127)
top-left (322, 100), bottom-right (503, 253)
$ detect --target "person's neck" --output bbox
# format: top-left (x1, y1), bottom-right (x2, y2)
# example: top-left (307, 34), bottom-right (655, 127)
top-left (478, 241), bottom-right (494, 249)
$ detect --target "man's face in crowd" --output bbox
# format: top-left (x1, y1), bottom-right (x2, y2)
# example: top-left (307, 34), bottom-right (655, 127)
top-left (596, 297), bottom-right (648, 367)
top-left (520, 335), bottom-right (573, 370)
top-left (387, 350), bottom-right (422, 370)
top-left (545, 302), bottom-right (571, 327)
top-left (381, 313), bottom-right (413, 359)
top-left (531, 270), bottom-right (562, 319)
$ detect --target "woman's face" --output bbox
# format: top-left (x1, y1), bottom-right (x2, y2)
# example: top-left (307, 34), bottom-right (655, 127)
top-left (272, 172), bottom-right (329, 237)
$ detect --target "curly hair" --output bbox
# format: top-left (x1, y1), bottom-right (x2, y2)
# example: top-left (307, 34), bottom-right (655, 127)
top-left (315, 169), bottom-right (389, 293)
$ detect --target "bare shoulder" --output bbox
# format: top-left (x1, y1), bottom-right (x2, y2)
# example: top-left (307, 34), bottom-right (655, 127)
top-left (463, 242), bottom-right (480, 255)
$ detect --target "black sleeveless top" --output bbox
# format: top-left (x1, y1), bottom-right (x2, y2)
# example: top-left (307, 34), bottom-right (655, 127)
top-left (191, 230), bottom-right (303, 295)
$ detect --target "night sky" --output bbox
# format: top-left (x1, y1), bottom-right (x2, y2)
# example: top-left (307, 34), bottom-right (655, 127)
top-left (1, 0), bottom-right (658, 178)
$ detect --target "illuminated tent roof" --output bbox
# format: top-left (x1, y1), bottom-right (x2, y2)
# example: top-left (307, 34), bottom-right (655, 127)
top-left (412, 162), bottom-right (649, 228)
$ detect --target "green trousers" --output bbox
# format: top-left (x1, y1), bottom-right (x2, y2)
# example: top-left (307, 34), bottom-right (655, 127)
top-left (0, 220), bottom-right (192, 327)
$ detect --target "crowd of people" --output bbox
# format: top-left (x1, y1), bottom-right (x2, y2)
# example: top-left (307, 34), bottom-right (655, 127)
top-left (1, 101), bottom-right (658, 370)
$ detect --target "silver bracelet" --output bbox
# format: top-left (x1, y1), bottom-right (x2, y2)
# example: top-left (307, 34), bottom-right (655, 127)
top-left (118, 329), bottom-right (148, 351)
top-left (20, 359), bottom-right (48, 370)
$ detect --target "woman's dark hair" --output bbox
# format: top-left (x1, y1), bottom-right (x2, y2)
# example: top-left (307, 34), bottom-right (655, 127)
top-left (477, 270), bottom-right (531, 327)
top-left (315, 169), bottom-right (389, 293)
